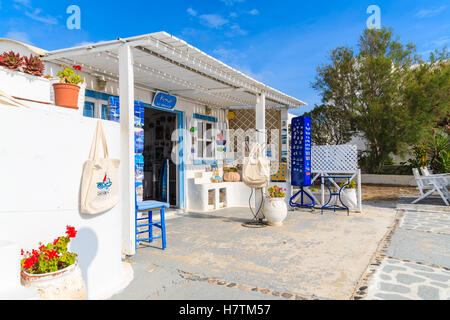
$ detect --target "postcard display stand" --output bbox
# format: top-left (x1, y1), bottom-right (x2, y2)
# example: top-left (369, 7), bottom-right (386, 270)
top-left (289, 116), bottom-right (315, 208)
top-left (109, 97), bottom-right (145, 202)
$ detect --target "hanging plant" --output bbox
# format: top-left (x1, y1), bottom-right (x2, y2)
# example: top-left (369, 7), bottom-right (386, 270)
top-left (0, 51), bottom-right (24, 71)
top-left (23, 54), bottom-right (45, 77)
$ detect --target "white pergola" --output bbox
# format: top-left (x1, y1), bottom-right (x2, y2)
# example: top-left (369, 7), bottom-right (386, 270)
top-left (43, 31), bottom-right (306, 255)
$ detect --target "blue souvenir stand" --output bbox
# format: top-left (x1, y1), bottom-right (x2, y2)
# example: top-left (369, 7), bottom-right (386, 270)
top-left (289, 116), bottom-right (315, 209)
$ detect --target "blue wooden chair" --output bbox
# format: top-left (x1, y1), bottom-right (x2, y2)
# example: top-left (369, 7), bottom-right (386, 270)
top-left (135, 198), bottom-right (170, 250)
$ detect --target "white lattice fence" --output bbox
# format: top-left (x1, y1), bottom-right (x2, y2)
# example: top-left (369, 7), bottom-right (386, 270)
top-left (290, 144), bottom-right (363, 213)
top-left (228, 108), bottom-right (282, 166)
top-left (312, 145), bottom-right (358, 173)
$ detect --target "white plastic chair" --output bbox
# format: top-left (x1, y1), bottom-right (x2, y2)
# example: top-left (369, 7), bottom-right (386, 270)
top-left (420, 167), bottom-right (449, 187)
top-left (412, 168), bottom-right (449, 206)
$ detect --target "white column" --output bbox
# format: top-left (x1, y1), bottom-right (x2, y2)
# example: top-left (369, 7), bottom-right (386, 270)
top-left (281, 109), bottom-right (292, 210)
top-left (357, 169), bottom-right (363, 213)
top-left (255, 93), bottom-right (266, 219)
top-left (119, 44), bottom-right (136, 256)
top-left (255, 93), bottom-right (266, 146)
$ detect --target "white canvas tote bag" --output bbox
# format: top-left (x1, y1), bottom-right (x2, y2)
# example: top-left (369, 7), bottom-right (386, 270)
top-left (242, 143), bottom-right (271, 189)
top-left (80, 120), bottom-right (120, 214)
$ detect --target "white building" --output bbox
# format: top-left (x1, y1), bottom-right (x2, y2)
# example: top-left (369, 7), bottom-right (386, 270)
top-left (0, 32), bottom-right (306, 299)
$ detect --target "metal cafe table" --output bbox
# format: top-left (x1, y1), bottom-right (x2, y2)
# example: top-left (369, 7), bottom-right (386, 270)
top-left (320, 175), bottom-right (353, 216)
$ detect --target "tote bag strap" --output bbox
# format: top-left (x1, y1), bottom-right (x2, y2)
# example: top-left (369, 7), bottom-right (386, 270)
top-left (89, 120), bottom-right (110, 160)
top-left (249, 143), bottom-right (261, 160)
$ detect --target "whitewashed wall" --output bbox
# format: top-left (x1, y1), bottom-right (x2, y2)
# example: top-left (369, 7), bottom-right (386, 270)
top-left (0, 100), bottom-right (132, 300)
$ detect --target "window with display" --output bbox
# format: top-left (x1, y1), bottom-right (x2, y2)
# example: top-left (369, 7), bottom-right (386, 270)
top-left (83, 97), bottom-right (109, 120)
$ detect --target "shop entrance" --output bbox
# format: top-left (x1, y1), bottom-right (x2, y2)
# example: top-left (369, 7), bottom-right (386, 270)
top-left (143, 107), bottom-right (179, 207)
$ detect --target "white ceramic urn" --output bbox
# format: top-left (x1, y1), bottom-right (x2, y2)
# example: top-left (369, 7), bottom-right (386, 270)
top-left (264, 197), bottom-right (288, 226)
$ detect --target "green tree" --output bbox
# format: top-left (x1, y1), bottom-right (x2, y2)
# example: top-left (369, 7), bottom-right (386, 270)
top-left (312, 27), bottom-right (449, 173)
top-left (304, 104), bottom-right (353, 145)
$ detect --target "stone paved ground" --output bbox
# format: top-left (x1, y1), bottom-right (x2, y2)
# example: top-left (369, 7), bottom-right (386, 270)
top-left (112, 204), bottom-right (396, 300)
top-left (363, 208), bottom-right (450, 300)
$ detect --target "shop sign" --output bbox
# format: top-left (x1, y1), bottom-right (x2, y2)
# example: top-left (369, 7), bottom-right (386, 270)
top-left (153, 91), bottom-right (178, 110)
top-left (291, 116), bottom-right (312, 187)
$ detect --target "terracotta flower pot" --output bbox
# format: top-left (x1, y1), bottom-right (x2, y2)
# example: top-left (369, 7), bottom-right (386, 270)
top-left (53, 83), bottom-right (80, 109)
top-left (21, 258), bottom-right (87, 300)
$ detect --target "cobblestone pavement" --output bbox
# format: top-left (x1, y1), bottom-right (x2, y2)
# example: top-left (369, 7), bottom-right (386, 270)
top-left (400, 210), bottom-right (450, 235)
top-left (363, 208), bottom-right (450, 300)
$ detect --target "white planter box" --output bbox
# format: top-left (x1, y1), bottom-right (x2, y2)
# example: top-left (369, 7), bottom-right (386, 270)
top-left (0, 68), bottom-right (51, 104)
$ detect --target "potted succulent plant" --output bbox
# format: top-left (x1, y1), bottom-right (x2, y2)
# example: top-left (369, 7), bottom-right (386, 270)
top-left (0, 51), bottom-right (24, 71)
top-left (23, 54), bottom-right (45, 77)
top-left (264, 185), bottom-right (288, 226)
top-left (0, 51), bottom-right (51, 103)
top-left (20, 226), bottom-right (87, 300)
top-left (53, 65), bottom-right (84, 109)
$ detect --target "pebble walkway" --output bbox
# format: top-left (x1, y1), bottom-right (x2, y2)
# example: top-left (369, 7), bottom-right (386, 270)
top-left (363, 209), bottom-right (450, 300)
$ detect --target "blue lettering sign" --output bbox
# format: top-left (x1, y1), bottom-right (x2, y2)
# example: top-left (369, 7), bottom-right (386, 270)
top-left (153, 91), bottom-right (177, 110)
top-left (291, 116), bottom-right (312, 187)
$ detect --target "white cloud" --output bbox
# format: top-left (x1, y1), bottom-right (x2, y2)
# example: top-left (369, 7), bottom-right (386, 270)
top-left (199, 14), bottom-right (229, 28)
top-left (225, 24), bottom-right (248, 37)
top-left (13, 0), bottom-right (31, 7)
top-left (248, 9), bottom-right (259, 15)
top-left (432, 37), bottom-right (450, 47)
top-left (5, 31), bottom-right (33, 45)
top-left (12, 0), bottom-right (58, 25)
top-left (414, 6), bottom-right (447, 18)
top-left (24, 8), bottom-right (58, 25)
top-left (220, 0), bottom-right (245, 6)
top-left (187, 7), bottom-right (197, 17)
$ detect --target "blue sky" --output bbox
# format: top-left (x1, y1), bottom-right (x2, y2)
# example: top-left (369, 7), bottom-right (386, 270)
top-left (1, 0), bottom-right (449, 115)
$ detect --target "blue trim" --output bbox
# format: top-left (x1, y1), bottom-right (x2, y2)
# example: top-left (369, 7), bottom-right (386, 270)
top-left (141, 103), bottom-right (185, 210)
top-left (85, 89), bottom-right (116, 101)
top-left (86, 90), bottom-right (186, 210)
top-left (177, 112), bottom-right (185, 210)
top-left (193, 113), bottom-right (218, 123)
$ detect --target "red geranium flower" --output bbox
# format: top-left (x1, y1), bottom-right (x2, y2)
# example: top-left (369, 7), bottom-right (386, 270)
top-left (46, 250), bottom-right (59, 260)
top-left (23, 258), bottom-right (35, 269)
top-left (66, 225), bottom-right (77, 238)
top-left (53, 237), bottom-right (61, 246)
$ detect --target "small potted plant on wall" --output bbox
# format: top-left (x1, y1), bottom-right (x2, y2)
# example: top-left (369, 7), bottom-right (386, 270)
top-left (264, 185), bottom-right (288, 226)
top-left (0, 51), bottom-right (51, 103)
top-left (0, 51), bottom-right (24, 71)
top-left (53, 65), bottom-right (84, 109)
top-left (23, 54), bottom-right (45, 77)
top-left (20, 226), bottom-right (86, 300)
